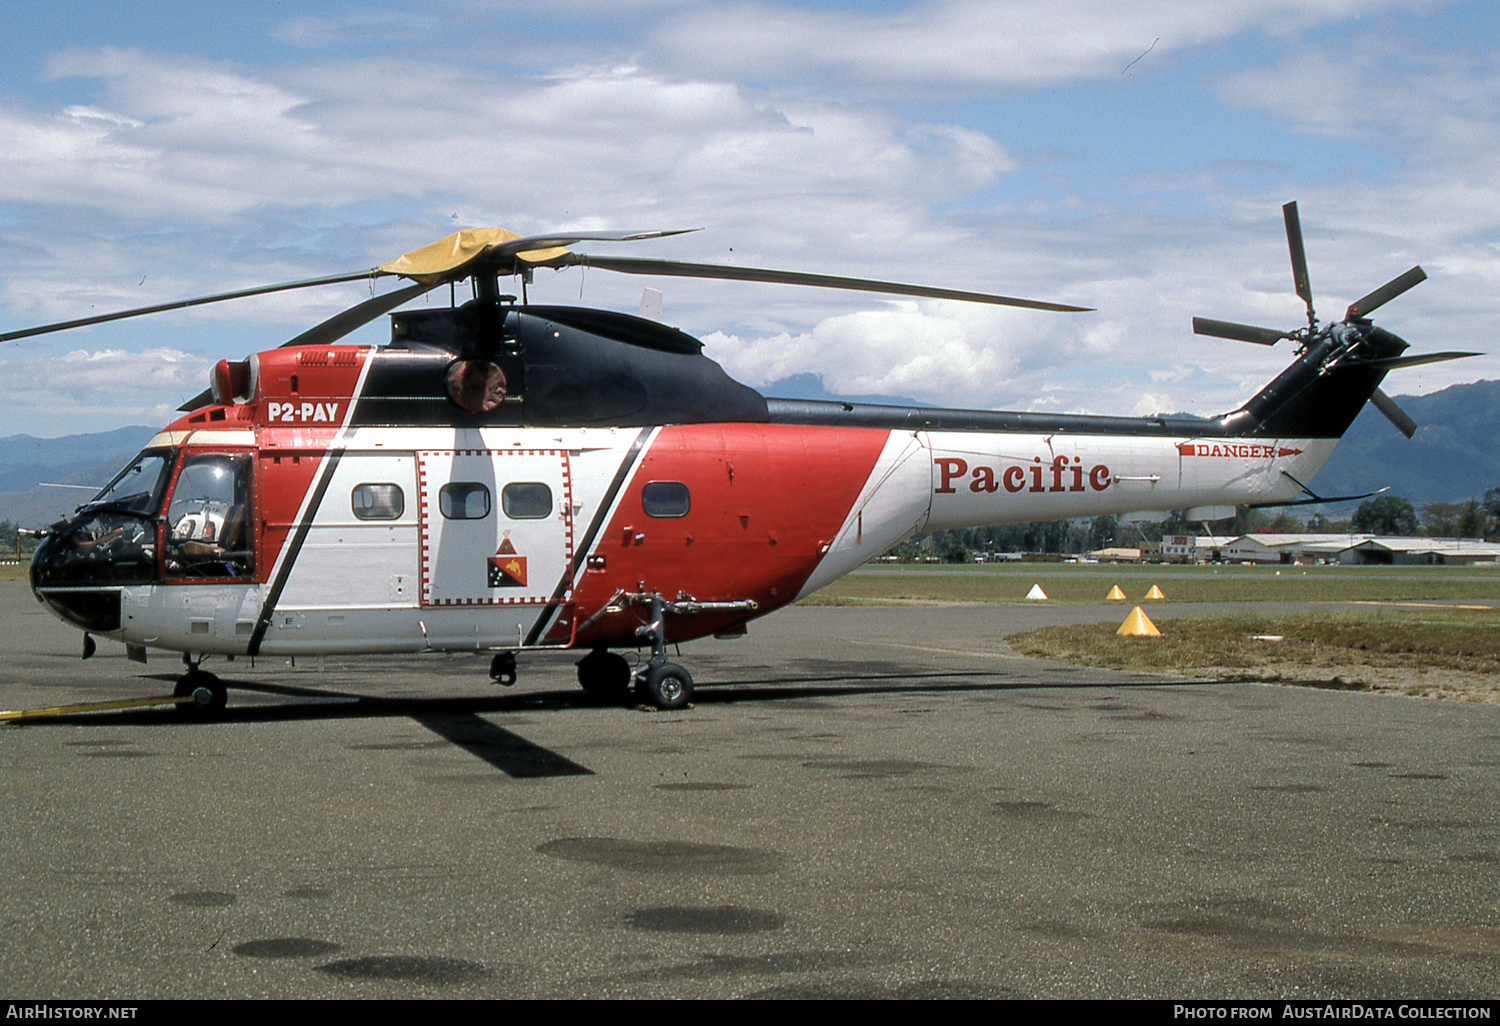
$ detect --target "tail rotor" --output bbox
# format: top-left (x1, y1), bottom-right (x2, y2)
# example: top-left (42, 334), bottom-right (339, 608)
top-left (1192, 201), bottom-right (1478, 437)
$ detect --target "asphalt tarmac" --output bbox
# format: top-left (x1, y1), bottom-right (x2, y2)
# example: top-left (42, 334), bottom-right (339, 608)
top-left (1, 582), bottom-right (1497, 1000)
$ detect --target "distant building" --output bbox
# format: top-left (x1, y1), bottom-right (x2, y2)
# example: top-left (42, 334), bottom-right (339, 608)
top-left (1089, 547), bottom-right (1142, 563)
top-left (1339, 537), bottom-right (1500, 565)
top-left (1162, 534), bottom-right (1229, 561)
top-left (1203, 533), bottom-right (1500, 565)
top-left (1223, 533), bottom-right (1373, 564)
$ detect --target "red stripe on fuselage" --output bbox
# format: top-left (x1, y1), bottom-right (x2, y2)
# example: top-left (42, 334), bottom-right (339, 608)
top-left (160, 346), bottom-right (372, 582)
top-left (248, 346), bottom-right (372, 579)
top-left (557, 423), bottom-right (890, 648)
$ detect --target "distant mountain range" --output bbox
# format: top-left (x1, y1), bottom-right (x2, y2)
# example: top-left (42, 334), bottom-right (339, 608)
top-left (0, 426), bottom-right (156, 528)
top-left (1303, 379), bottom-right (1500, 509)
top-left (2, 379), bottom-right (1493, 528)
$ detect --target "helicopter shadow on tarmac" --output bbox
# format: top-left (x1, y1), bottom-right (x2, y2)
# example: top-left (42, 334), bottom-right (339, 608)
top-left (8, 663), bottom-right (1220, 778)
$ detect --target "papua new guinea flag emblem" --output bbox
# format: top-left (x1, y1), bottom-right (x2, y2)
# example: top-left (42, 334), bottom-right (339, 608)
top-left (488, 538), bottom-right (527, 588)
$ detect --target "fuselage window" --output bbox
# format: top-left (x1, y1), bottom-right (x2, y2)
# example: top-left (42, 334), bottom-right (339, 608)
top-left (352, 483), bottom-right (405, 520)
top-left (641, 480), bottom-right (690, 518)
top-left (439, 482), bottom-right (491, 520)
top-left (502, 482), bottom-right (552, 519)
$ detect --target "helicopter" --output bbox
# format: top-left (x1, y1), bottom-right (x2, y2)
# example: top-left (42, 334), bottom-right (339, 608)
top-left (10, 203), bottom-right (1477, 712)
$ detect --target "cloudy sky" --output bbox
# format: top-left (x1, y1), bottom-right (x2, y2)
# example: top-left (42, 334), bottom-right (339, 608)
top-left (0, 0), bottom-right (1496, 437)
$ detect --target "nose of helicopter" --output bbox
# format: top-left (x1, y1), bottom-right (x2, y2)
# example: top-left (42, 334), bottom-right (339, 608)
top-left (28, 508), bottom-right (157, 633)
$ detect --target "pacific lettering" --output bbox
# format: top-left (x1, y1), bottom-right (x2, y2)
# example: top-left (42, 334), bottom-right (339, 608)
top-left (935, 457), bottom-right (1112, 495)
top-left (935, 457), bottom-right (968, 494)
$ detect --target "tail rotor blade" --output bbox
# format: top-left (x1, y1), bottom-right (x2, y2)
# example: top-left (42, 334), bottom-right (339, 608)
top-left (1192, 317), bottom-right (1290, 346)
top-left (1346, 266), bottom-right (1426, 320)
top-left (1370, 387), bottom-right (1417, 438)
top-left (1345, 350), bottom-right (1480, 372)
top-left (1284, 201), bottom-right (1315, 325)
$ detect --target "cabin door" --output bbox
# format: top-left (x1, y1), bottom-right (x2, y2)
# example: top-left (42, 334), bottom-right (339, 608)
top-left (416, 449), bottom-right (574, 608)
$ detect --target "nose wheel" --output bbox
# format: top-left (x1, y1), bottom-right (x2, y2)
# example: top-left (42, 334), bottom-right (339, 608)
top-left (173, 669), bottom-right (227, 717)
top-left (489, 651), bottom-right (518, 686)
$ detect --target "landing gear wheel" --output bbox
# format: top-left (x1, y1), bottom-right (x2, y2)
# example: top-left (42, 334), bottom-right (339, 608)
top-left (173, 670), bottom-right (227, 717)
top-left (489, 652), bottom-right (518, 686)
top-left (576, 649), bottom-right (631, 703)
top-left (638, 663), bottom-right (694, 710)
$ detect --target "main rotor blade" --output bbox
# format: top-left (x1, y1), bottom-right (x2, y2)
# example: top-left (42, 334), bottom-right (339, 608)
top-left (279, 280), bottom-right (439, 348)
top-left (177, 387), bottom-right (213, 413)
top-left (547, 254), bottom-right (1093, 313)
top-left (1191, 317), bottom-right (1290, 345)
top-left (1284, 201), bottom-right (1315, 325)
top-left (178, 280), bottom-right (442, 412)
top-left (1346, 266), bottom-right (1426, 320)
top-left (0, 269), bottom-right (388, 344)
top-left (498, 229), bottom-right (700, 260)
top-left (1370, 387), bottom-right (1417, 438)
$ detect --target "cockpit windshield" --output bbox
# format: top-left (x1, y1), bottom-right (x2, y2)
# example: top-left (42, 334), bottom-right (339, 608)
top-left (29, 447), bottom-right (176, 594)
top-left (87, 449), bottom-right (174, 515)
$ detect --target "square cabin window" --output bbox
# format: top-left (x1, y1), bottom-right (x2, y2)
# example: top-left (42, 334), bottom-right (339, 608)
top-left (352, 483), bottom-right (405, 521)
top-left (502, 482), bottom-right (553, 519)
top-left (641, 480), bottom-right (690, 518)
top-left (440, 482), bottom-right (491, 519)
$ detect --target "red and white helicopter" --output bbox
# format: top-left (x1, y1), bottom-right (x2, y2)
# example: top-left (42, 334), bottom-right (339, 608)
top-left (12, 204), bottom-right (1474, 711)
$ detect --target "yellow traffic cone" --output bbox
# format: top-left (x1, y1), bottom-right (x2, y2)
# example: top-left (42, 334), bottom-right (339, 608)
top-left (1144, 584), bottom-right (1165, 600)
top-left (1106, 584), bottom-right (1126, 601)
top-left (1117, 606), bottom-right (1161, 636)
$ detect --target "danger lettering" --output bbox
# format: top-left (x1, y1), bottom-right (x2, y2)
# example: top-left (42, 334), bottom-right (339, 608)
top-left (1178, 442), bottom-right (1304, 458)
top-left (934, 456), bottom-right (1111, 495)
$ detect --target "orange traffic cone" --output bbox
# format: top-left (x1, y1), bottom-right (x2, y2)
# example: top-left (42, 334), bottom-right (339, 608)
top-left (1117, 606), bottom-right (1161, 636)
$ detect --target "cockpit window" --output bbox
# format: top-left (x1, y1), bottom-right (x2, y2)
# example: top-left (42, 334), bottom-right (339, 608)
top-left (164, 453), bottom-right (254, 579)
top-left (89, 449), bottom-right (174, 515)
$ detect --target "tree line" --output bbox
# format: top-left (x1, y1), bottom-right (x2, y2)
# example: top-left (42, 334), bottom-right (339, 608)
top-left (0, 520), bottom-right (34, 559)
top-left (893, 488), bottom-right (1500, 563)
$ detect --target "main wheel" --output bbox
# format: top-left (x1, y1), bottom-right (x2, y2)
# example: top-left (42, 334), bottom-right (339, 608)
top-left (173, 670), bottom-right (227, 717)
top-left (576, 649), bottom-right (631, 702)
top-left (639, 663), bottom-right (694, 710)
